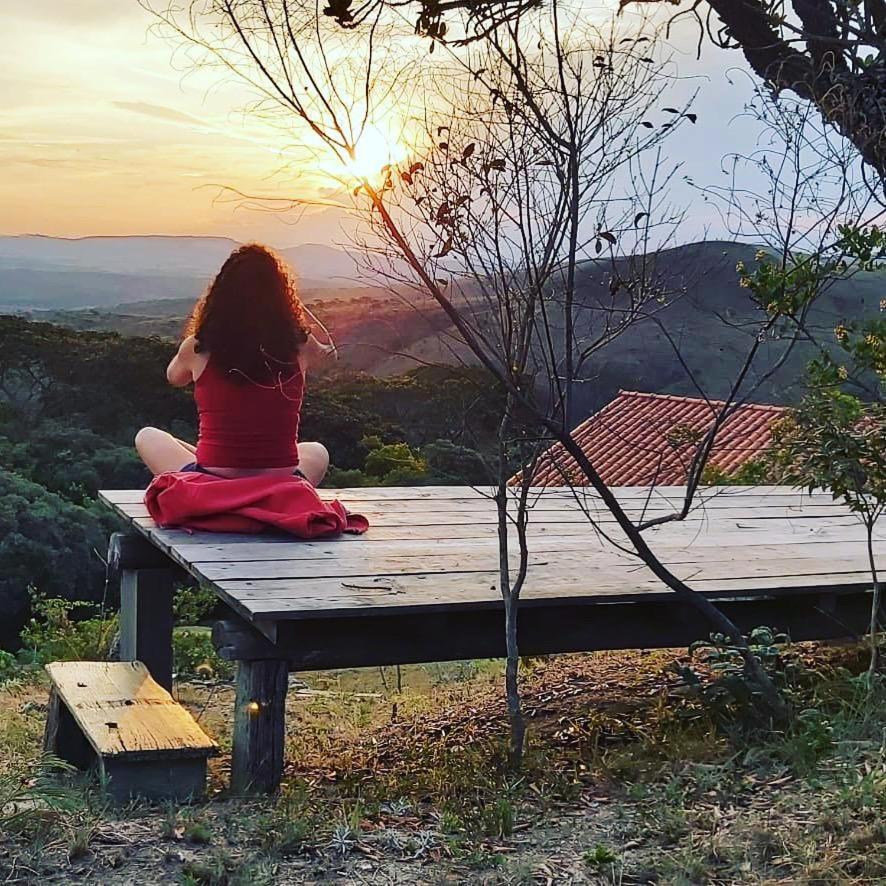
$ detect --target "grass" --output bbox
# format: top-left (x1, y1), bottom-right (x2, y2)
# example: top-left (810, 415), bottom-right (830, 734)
top-left (1, 644), bottom-right (886, 882)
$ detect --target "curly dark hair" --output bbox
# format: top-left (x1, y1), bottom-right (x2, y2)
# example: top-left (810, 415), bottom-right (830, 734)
top-left (186, 244), bottom-right (310, 383)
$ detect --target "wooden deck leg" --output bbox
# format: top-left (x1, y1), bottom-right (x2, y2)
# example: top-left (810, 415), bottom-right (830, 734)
top-left (110, 532), bottom-right (176, 691)
top-left (230, 659), bottom-right (288, 795)
top-left (119, 568), bottom-right (174, 691)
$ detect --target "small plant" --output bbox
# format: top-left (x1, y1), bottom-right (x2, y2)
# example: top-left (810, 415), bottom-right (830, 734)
top-left (327, 800), bottom-right (363, 856)
top-left (657, 839), bottom-right (715, 883)
top-left (381, 796), bottom-right (411, 816)
top-left (67, 823), bottom-right (94, 860)
top-left (773, 707), bottom-right (834, 775)
top-left (0, 649), bottom-right (19, 683)
top-left (327, 822), bottom-right (357, 856)
top-left (0, 755), bottom-right (85, 839)
top-left (181, 848), bottom-right (270, 886)
top-left (482, 794), bottom-right (515, 838)
top-left (439, 809), bottom-right (464, 834)
top-left (182, 813), bottom-right (213, 845)
top-left (464, 849), bottom-right (506, 870)
top-left (250, 790), bottom-right (316, 857)
top-left (409, 830), bottom-right (438, 859)
top-left (675, 626), bottom-right (798, 728)
top-left (584, 843), bottom-right (617, 866)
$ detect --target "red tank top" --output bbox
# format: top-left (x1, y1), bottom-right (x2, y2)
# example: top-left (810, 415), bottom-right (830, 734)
top-left (194, 358), bottom-right (304, 469)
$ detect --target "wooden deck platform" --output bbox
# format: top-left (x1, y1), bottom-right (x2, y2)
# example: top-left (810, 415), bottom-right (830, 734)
top-left (99, 484), bottom-right (882, 793)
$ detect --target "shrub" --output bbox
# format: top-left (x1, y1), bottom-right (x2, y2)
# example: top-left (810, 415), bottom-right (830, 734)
top-left (0, 469), bottom-right (111, 649)
top-left (674, 626), bottom-right (800, 729)
top-left (173, 584), bottom-right (218, 626)
top-left (19, 592), bottom-right (117, 664)
top-left (363, 441), bottom-right (427, 482)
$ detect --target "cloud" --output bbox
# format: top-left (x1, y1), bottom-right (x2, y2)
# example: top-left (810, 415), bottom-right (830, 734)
top-left (112, 101), bottom-right (206, 126)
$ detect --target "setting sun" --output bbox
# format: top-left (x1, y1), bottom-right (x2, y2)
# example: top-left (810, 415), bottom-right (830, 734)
top-left (345, 123), bottom-right (408, 181)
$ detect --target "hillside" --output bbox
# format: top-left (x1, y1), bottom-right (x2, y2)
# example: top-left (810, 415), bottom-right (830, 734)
top-left (564, 240), bottom-right (885, 414)
top-left (0, 235), bottom-right (365, 309)
top-left (376, 240), bottom-right (886, 412)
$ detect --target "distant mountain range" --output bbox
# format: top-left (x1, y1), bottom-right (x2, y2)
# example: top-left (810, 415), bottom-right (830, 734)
top-left (0, 234), bottom-right (366, 309)
top-left (7, 238), bottom-right (885, 411)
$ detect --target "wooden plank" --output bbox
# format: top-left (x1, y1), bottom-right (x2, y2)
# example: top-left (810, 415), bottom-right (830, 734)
top-left (130, 514), bottom-right (867, 540)
top-left (106, 495), bottom-right (852, 518)
top-left (126, 526), bottom-right (874, 555)
top-left (166, 537), bottom-right (881, 565)
top-left (192, 548), bottom-right (883, 584)
top-left (214, 572), bottom-right (873, 621)
top-left (100, 485), bottom-right (848, 512)
top-left (44, 661), bottom-right (216, 760)
top-left (99, 485), bottom-right (845, 505)
top-left (265, 592), bottom-right (874, 670)
top-left (124, 515), bottom-right (873, 573)
top-left (43, 688), bottom-right (93, 769)
top-left (102, 757), bottom-right (209, 804)
top-left (106, 495), bottom-right (851, 515)
top-left (137, 518), bottom-right (881, 549)
top-left (115, 503), bottom-right (858, 529)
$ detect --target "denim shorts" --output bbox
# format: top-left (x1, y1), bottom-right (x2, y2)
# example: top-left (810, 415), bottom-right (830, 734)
top-left (181, 462), bottom-right (308, 480)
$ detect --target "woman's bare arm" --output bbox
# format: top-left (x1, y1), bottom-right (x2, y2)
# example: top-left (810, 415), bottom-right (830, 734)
top-left (167, 335), bottom-right (199, 386)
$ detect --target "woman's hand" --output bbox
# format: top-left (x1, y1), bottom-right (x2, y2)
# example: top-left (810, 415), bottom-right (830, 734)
top-left (300, 333), bottom-right (338, 372)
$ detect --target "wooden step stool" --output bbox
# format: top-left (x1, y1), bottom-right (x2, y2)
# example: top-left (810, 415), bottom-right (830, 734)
top-left (44, 661), bottom-right (217, 803)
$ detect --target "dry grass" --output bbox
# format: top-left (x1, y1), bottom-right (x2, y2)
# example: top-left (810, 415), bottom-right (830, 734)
top-left (0, 644), bottom-right (884, 884)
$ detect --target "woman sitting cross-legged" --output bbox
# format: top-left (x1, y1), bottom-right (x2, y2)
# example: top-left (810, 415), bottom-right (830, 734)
top-left (135, 243), bottom-right (334, 485)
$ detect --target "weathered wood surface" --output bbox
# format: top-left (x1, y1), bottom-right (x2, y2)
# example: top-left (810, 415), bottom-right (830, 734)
top-left (230, 659), bottom-right (288, 794)
top-left (99, 486), bottom-right (882, 626)
top-left (44, 661), bottom-right (217, 760)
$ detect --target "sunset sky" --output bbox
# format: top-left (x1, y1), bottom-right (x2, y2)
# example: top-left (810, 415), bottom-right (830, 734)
top-left (1, 1), bottom-right (762, 246)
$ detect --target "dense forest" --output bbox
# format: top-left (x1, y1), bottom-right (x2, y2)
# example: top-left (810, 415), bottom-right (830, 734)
top-left (0, 315), bottom-right (503, 648)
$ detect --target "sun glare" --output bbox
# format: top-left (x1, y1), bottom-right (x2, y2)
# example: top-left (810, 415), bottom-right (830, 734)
top-left (345, 124), bottom-right (408, 182)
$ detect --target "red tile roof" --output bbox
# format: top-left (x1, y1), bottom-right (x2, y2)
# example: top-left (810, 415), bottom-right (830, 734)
top-left (520, 390), bottom-right (787, 487)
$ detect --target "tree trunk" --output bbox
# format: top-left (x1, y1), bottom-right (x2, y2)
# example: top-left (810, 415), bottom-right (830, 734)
top-left (866, 522), bottom-right (882, 681)
top-left (504, 592), bottom-right (525, 770)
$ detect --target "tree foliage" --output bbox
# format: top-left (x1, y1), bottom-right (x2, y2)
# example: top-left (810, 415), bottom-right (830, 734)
top-left (0, 469), bottom-right (113, 648)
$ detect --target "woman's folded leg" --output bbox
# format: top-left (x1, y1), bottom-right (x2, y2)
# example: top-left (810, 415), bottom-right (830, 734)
top-left (296, 441), bottom-right (329, 486)
top-left (135, 426), bottom-right (197, 477)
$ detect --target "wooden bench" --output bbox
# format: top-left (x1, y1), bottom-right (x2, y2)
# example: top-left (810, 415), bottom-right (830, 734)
top-left (99, 484), bottom-right (883, 794)
top-left (44, 661), bottom-right (216, 802)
